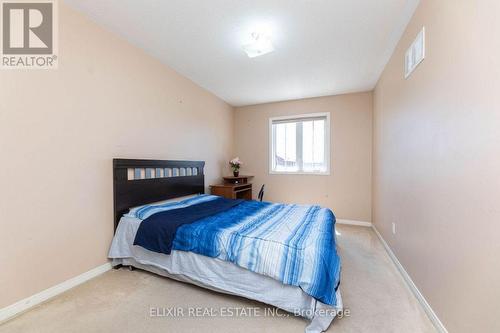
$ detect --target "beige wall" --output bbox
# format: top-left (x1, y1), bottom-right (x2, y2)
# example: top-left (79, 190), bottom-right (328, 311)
top-left (0, 3), bottom-right (234, 308)
top-left (4, 2), bottom-right (498, 331)
top-left (235, 92), bottom-right (372, 222)
top-left (373, 0), bottom-right (500, 332)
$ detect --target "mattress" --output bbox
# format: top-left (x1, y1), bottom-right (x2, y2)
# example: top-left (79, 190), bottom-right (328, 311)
top-left (109, 215), bottom-right (342, 333)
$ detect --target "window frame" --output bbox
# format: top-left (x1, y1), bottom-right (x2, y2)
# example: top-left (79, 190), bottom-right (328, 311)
top-left (268, 112), bottom-right (331, 176)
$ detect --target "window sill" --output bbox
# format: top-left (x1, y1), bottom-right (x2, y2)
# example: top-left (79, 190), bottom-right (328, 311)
top-left (269, 171), bottom-right (331, 176)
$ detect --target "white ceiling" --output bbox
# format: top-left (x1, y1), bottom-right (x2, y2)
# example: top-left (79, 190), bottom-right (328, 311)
top-left (64, 0), bottom-right (420, 107)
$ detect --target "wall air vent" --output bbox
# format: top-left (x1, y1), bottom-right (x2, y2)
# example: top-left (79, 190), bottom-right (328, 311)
top-left (405, 27), bottom-right (425, 79)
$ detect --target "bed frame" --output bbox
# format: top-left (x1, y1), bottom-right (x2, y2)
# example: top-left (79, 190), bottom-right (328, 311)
top-left (111, 158), bottom-right (339, 332)
top-left (113, 159), bottom-right (205, 231)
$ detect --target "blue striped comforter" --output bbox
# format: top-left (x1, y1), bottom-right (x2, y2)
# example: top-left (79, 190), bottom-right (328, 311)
top-left (131, 195), bottom-right (341, 305)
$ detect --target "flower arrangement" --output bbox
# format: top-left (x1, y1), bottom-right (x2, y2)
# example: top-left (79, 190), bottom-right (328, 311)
top-left (229, 157), bottom-right (242, 177)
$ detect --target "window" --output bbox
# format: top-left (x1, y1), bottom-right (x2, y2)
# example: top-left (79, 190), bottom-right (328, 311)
top-left (269, 112), bottom-right (330, 175)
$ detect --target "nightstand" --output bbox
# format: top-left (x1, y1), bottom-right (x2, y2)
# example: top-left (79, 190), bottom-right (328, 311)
top-left (210, 175), bottom-right (254, 200)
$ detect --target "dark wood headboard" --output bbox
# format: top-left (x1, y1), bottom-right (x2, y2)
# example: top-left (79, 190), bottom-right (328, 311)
top-left (113, 159), bottom-right (205, 231)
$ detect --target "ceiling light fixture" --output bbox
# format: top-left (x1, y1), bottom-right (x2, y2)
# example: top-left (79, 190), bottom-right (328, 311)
top-left (242, 32), bottom-right (274, 58)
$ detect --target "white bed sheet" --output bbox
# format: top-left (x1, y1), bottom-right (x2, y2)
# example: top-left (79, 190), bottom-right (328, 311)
top-left (109, 216), bottom-right (343, 333)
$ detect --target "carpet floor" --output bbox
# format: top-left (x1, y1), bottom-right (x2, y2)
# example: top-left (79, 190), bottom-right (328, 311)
top-left (0, 225), bottom-right (436, 332)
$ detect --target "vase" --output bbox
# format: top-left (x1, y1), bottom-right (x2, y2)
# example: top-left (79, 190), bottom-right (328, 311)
top-left (233, 170), bottom-right (239, 177)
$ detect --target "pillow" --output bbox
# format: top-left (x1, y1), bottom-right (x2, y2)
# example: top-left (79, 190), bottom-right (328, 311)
top-left (125, 194), bottom-right (199, 219)
top-left (125, 194), bottom-right (218, 220)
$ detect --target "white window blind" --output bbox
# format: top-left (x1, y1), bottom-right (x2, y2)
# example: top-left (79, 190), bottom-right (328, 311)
top-left (269, 113), bottom-right (330, 174)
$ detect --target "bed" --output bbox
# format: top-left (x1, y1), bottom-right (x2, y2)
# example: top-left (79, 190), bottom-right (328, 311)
top-left (109, 159), bottom-right (342, 333)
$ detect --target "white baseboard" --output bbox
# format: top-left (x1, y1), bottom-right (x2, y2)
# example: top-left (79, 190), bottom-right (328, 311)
top-left (0, 262), bottom-right (112, 324)
top-left (0, 227), bottom-right (447, 332)
top-left (336, 219), bottom-right (372, 227)
top-left (371, 225), bottom-right (448, 333)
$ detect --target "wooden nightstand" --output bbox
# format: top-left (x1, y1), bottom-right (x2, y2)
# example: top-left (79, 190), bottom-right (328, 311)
top-left (210, 175), bottom-right (254, 200)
